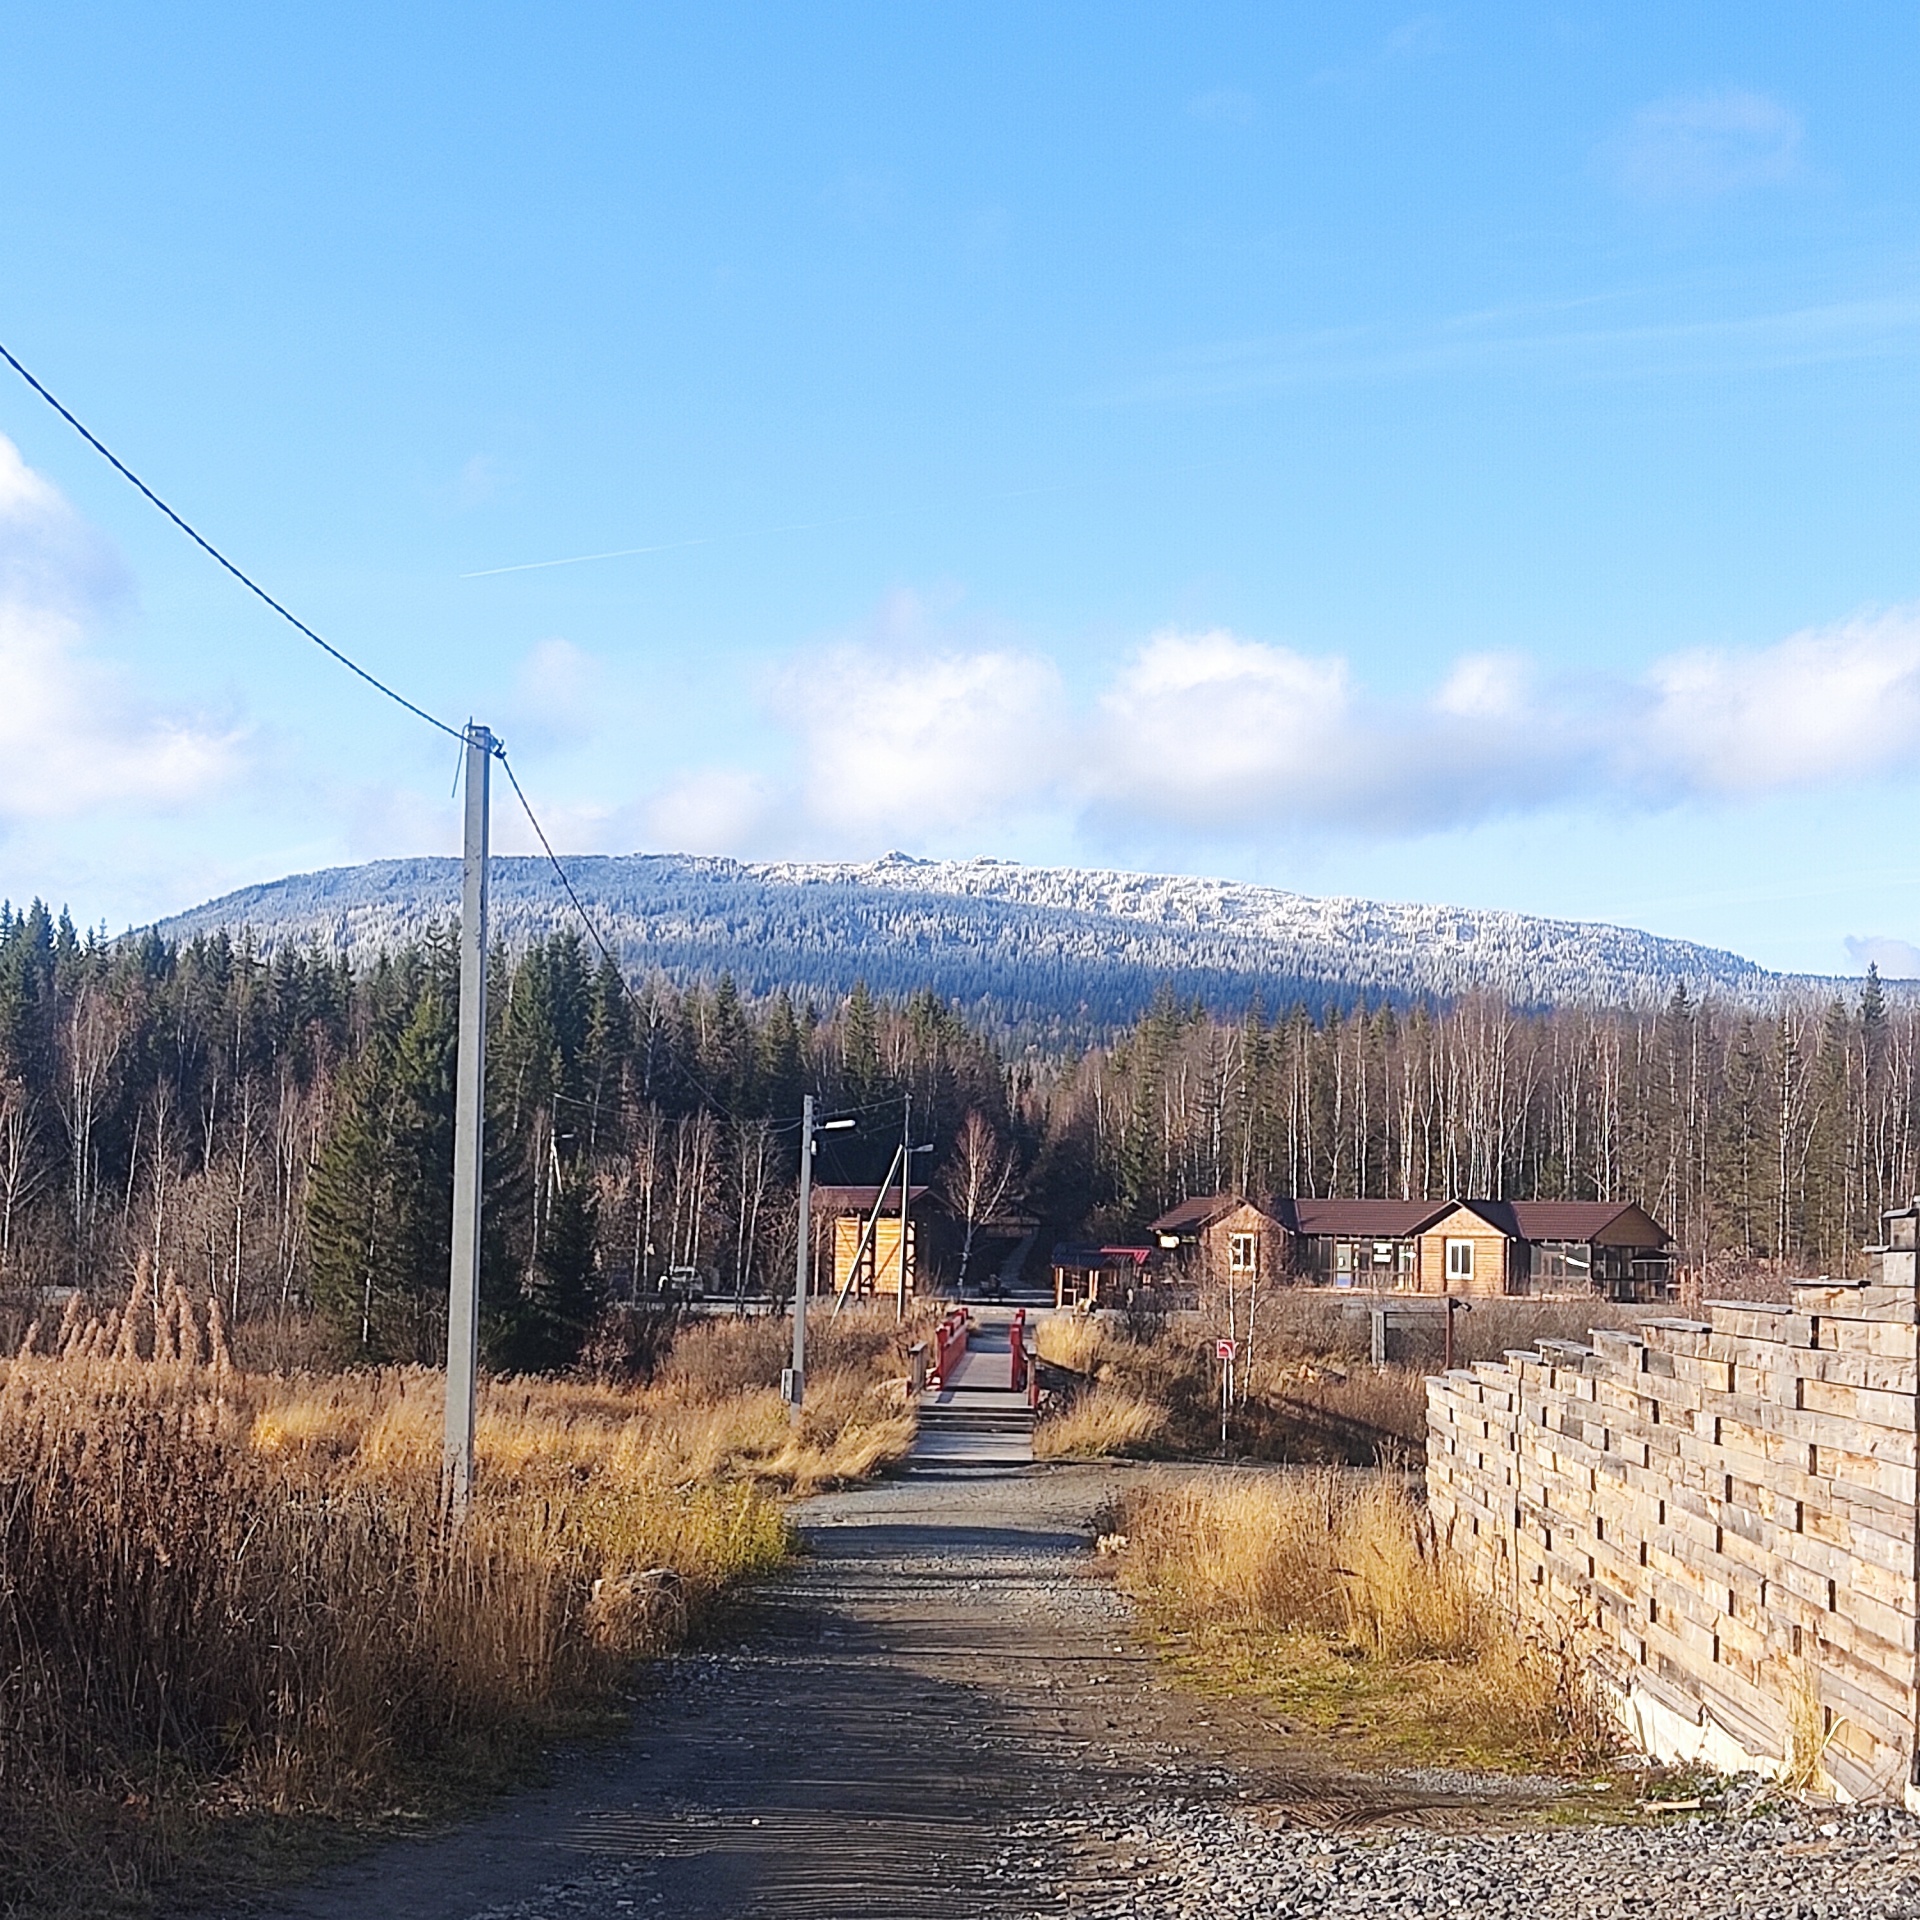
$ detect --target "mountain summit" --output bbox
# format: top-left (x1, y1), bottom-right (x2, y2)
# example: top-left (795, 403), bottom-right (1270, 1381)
top-left (150, 852), bottom-right (1798, 1029)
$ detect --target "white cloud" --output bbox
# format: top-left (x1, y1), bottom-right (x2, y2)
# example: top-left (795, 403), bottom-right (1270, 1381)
top-left (642, 768), bottom-right (778, 855)
top-left (1434, 651), bottom-right (1531, 721)
top-left (0, 435), bottom-right (242, 824)
top-left (1845, 935), bottom-right (1920, 980)
top-left (1088, 629), bottom-right (1348, 828)
top-left (784, 641), bottom-right (1060, 842)
top-left (1607, 89), bottom-right (1802, 203)
top-left (1637, 609), bottom-right (1920, 796)
top-left (616, 596), bottom-right (1920, 862)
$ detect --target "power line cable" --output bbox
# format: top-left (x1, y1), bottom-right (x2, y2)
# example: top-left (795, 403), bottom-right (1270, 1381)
top-left (498, 746), bottom-right (911, 1137)
top-left (498, 747), bottom-right (762, 1124)
top-left (0, 341), bottom-right (908, 1143)
top-left (0, 339), bottom-right (468, 746)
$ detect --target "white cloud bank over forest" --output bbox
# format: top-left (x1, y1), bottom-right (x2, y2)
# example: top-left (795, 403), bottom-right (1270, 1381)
top-left (642, 602), bottom-right (1920, 860)
top-left (0, 435), bottom-right (241, 826)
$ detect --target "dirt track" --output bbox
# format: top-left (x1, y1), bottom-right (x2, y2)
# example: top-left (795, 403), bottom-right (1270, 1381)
top-left (225, 1462), bottom-right (1918, 1920)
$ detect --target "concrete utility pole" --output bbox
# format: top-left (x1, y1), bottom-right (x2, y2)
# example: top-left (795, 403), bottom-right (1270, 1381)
top-left (789, 1093), bottom-right (815, 1423)
top-left (897, 1091), bottom-right (911, 1323)
top-left (444, 722), bottom-right (492, 1521)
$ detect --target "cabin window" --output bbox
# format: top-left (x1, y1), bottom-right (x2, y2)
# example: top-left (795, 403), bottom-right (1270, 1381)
top-left (1229, 1232), bottom-right (1258, 1274)
top-left (1446, 1238), bottom-right (1474, 1283)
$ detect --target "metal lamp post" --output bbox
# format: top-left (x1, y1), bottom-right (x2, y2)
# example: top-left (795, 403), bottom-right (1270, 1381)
top-left (787, 1096), bottom-right (855, 1423)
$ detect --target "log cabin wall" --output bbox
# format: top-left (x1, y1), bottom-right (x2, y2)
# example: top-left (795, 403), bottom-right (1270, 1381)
top-left (1416, 1205), bottom-right (1511, 1296)
top-left (1427, 1243), bottom-right (1920, 1805)
top-left (1197, 1201), bottom-right (1290, 1290)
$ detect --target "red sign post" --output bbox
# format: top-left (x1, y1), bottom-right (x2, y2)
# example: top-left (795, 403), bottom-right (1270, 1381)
top-left (1216, 1338), bottom-right (1236, 1450)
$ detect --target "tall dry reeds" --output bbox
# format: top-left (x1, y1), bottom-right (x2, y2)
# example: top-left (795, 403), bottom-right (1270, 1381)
top-left (0, 1301), bottom-right (915, 1915)
top-left (1033, 1382), bottom-right (1169, 1459)
top-left (1116, 1471), bottom-right (1609, 1771)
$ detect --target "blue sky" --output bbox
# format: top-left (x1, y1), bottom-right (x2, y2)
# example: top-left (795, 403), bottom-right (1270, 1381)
top-left (4, 4), bottom-right (1920, 975)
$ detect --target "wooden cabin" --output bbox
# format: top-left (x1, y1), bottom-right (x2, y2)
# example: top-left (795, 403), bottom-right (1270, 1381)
top-left (1140, 1189), bottom-right (1674, 1302)
top-left (1414, 1202), bottom-right (1517, 1296)
top-left (1147, 1194), bottom-right (1288, 1287)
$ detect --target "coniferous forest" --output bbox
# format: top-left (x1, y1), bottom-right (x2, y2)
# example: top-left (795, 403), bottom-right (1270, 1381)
top-left (1, 896), bottom-right (1913, 1367)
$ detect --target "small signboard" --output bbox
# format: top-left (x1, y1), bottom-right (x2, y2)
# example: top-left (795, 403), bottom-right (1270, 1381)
top-left (1216, 1338), bottom-right (1236, 1361)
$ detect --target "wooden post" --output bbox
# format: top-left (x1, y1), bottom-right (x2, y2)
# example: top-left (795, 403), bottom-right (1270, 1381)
top-left (897, 1091), bottom-right (911, 1323)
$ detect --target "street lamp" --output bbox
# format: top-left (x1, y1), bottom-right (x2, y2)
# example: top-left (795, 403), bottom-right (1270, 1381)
top-left (787, 1095), bottom-right (856, 1422)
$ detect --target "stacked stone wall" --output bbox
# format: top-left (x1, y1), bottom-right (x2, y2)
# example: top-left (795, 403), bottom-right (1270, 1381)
top-left (1426, 1242), bottom-right (1920, 1804)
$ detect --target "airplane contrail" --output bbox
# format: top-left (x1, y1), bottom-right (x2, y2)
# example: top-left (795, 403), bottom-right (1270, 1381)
top-left (460, 537), bottom-right (713, 578)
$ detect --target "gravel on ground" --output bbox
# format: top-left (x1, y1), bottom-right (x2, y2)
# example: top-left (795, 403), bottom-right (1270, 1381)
top-left (228, 1461), bottom-right (1920, 1920)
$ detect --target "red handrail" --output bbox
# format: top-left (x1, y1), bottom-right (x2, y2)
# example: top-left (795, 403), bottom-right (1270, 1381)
top-left (1010, 1308), bottom-right (1028, 1392)
top-left (926, 1306), bottom-right (970, 1387)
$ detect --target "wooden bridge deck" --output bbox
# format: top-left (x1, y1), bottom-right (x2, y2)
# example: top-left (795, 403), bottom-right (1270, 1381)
top-left (911, 1316), bottom-right (1036, 1466)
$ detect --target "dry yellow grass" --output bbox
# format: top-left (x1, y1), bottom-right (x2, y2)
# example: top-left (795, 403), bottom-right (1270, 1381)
top-left (1115, 1471), bottom-right (1608, 1772)
top-left (1033, 1381), bottom-right (1169, 1459)
top-left (1032, 1312), bottom-right (1119, 1374)
top-left (0, 1297), bottom-right (915, 1917)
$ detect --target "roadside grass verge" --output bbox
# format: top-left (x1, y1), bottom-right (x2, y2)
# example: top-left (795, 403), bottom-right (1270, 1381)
top-left (1112, 1471), bottom-right (1611, 1777)
top-left (0, 1299), bottom-right (914, 1917)
top-left (1034, 1316), bottom-right (1427, 1463)
top-left (1035, 1296), bottom-right (1650, 1466)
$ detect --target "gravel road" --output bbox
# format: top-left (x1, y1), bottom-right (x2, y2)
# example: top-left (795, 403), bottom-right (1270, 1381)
top-left (231, 1462), bottom-right (1920, 1920)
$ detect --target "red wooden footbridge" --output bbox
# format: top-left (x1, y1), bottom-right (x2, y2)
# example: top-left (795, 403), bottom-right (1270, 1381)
top-left (909, 1307), bottom-right (1040, 1465)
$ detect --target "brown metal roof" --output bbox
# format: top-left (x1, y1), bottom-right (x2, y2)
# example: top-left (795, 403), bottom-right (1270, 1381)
top-left (810, 1184), bottom-right (935, 1213)
top-left (1282, 1198), bottom-right (1453, 1238)
top-left (1147, 1193), bottom-right (1254, 1234)
top-left (1457, 1199), bottom-right (1669, 1247)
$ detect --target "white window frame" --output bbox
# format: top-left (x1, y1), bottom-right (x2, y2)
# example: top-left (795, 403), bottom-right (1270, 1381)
top-left (1446, 1237), bottom-right (1475, 1283)
top-left (1228, 1231), bottom-right (1258, 1274)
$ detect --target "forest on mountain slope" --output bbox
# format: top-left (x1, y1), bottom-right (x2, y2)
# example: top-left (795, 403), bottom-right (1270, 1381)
top-left (0, 898), bottom-right (1907, 1368)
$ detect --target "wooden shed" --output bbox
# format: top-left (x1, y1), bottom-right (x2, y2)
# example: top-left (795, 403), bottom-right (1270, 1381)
top-left (1051, 1244), bottom-right (1157, 1311)
top-left (810, 1183), bottom-right (937, 1300)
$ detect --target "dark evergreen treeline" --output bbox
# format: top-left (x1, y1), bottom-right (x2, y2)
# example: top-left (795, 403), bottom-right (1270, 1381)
top-left (0, 894), bottom-right (1910, 1366)
top-left (0, 902), bottom-right (1014, 1365)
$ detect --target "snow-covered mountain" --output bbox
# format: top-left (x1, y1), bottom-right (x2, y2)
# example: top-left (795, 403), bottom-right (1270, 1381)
top-left (152, 852), bottom-right (1812, 1028)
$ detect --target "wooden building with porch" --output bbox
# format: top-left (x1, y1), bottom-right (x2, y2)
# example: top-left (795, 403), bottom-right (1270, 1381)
top-left (1285, 1198), bottom-right (1451, 1288)
top-left (1413, 1199), bottom-right (1673, 1302)
top-left (1139, 1189), bottom-right (1673, 1302)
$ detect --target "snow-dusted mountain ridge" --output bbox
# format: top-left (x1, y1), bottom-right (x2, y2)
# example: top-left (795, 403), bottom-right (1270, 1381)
top-left (153, 852), bottom-right (1805, 1027)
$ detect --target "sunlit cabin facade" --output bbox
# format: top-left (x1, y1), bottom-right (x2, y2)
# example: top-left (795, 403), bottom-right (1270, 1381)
top-left (1144, 1193), bottom-right (1674, 1303)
